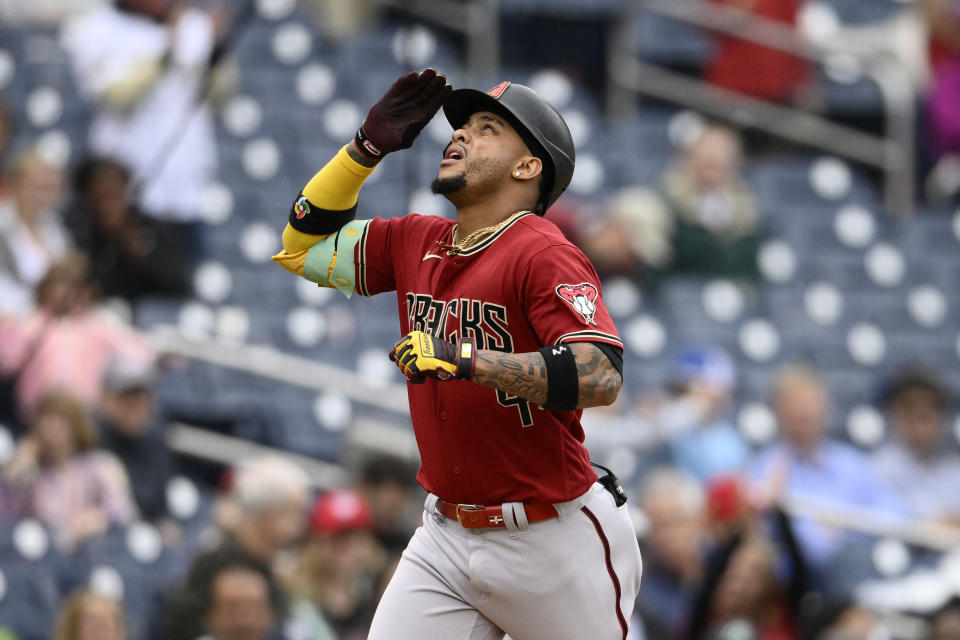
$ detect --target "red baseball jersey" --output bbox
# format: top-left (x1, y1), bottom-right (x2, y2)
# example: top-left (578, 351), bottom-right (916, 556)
top-left (354, 211), bottom-right (622, 505)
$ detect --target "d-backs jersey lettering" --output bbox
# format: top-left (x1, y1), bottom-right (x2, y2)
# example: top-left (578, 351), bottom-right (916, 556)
top-left (353, 212), bottom-right (623, 505)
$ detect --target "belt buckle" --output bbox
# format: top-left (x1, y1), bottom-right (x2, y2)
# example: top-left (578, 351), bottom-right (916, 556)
top-left (455, 503), bottom-right (484, 526)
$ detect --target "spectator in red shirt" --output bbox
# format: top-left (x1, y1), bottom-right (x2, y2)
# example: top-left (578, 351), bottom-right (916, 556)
top-left (705, 0), bottom-right (810, 103)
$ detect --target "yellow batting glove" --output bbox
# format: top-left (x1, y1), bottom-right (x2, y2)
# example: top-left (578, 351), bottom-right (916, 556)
top-left (389, 331), bottom-right (476, 383)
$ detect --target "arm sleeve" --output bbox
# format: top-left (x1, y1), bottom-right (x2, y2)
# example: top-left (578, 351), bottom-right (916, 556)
top-left (273, 212), bottom-right (418, 298)
top-left (521, 244), bottom-right (623, 349)
top-left (276, 145), bottom-right (376, 257)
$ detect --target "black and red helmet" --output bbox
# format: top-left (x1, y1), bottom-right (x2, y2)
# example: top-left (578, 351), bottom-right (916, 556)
top-left (443, 81), bottom-right (575, 214)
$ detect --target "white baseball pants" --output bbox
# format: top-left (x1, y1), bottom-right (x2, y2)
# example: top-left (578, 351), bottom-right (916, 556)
top-left (368, 483), bottom-right (643, 640)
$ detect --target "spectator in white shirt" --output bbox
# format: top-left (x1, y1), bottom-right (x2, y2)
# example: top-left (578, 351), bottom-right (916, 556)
top-left (0, 148), bottom-right (70, 315)
top-left (62, 0), bottom-right (226, 225)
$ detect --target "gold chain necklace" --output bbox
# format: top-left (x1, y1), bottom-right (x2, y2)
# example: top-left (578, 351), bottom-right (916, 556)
top-left (436, 210), bottom-right (530, 256)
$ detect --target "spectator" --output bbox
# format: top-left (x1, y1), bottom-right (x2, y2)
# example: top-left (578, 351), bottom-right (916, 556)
top-left (2, 391), bottom-right (137, 549)
top-left (286, 489), bottom-right (386, 640)
top-left (53, 589), bottom-right (127, 640)
top-left (705, 474), bottom-right (753, 546)
top-left (873, 365), bottom-right (960, 525)
top-left (357, 455), bottom-right (421, 559)
top-left (582, 124), bottom-right (761, 286)
top-left (303, 0), bottom-right (380, 43)
top-left (0, 253), bottom-right (155, 422)
top-left (687, 534), bottom-right (798, 640)
top-left (748, 365), bottom-right (903, 574)
top-left (660, 346), bottom-right (749, 483)
top-left (704, 0), bottom-right (810, 103)
top-left (97, 357), bottom-right (173, 523)
top-left (62, 0), bottom-right (226, 227)
top-left (213, 456), bottom-right (312, 566)
top-left (921, 0), bottom-right (960, 163)
top-left (68, 156), bottom-right (193, 301)
top-left (0, 148), bottom-right (70, 315)
top-left (578, 187), bottom-right (667, 280)
top-left (168, 457), bottom-right (310, 640)
top-left (196, 551), bottom-right (284, 640)
top-left (634, 467), bottom-right (708, 640)
top-left (930, 597), bottom-right (960, 640)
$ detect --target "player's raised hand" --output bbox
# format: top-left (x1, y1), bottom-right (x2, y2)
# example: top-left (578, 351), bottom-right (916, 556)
top-left (354, 68), bottom-right (452, 160)
top-left (389, 331), bottom-right (476, 383)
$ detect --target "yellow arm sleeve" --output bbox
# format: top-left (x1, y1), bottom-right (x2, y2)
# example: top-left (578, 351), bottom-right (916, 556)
top-left (279, 145), bottom-right (376, 254)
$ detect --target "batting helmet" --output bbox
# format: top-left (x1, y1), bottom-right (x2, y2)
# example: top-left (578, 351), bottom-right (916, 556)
top-left (443, 81), bottom-right (575, 214)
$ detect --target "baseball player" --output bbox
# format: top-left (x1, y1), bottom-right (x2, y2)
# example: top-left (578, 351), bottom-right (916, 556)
top-left (272, 68), bottom-right (642, 639)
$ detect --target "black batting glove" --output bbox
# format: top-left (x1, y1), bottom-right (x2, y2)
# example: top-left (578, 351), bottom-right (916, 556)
top-left (354, 68), bottom-right (452, 160)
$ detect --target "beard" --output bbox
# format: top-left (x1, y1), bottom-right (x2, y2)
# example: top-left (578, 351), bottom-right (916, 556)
top-left (431, 172), bottom-right (468, 195)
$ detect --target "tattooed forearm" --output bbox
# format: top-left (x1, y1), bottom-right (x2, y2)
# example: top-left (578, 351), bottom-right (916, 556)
top-left (471, 343), bottom-right (622, 409)
top-left (473, 351), bottom-right (549, 406)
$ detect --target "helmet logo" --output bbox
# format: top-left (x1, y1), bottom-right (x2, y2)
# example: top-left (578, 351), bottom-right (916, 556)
top-left (487, 81), bottom-right (511, 99)
top-left (556, 283), bottom-right (599, 325)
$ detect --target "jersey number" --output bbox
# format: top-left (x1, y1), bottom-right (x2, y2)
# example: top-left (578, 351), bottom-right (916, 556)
top-left (496, 390), bottom-right (535, 428)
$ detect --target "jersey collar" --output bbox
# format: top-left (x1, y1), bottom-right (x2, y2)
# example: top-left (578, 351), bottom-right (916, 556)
top-left (449, 211), bottom-right (535, 256)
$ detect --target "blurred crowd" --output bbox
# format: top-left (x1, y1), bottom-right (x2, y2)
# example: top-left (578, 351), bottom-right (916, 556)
top-left (613, 355), bottom-right (960, 640)
top-left (0, 0), bottom-right (957, 639)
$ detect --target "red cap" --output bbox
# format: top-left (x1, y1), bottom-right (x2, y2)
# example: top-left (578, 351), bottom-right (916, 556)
top-left (310, 489), bottom-right (373, 535)
top-left (706, 475), bottom-right (748, 523)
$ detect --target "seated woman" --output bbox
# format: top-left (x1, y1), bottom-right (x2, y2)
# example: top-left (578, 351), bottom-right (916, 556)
top-left (3, 391), bottom-right (137, 549)
top-left (0, 252), bottom-right (155, 426)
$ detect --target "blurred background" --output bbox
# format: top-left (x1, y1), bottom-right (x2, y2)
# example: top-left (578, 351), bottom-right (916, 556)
top-left (0, 0), bottom-right (958, 638)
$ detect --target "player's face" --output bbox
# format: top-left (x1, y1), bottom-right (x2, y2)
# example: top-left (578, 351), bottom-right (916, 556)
top-left (432, 111), bottom-right (532, 198)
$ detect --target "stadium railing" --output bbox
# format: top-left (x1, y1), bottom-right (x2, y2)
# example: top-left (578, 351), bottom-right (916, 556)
top-left (152, 328), bottom-right (960, 554)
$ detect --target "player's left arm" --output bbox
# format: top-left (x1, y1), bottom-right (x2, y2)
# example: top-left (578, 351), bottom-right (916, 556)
top-left (271, 69), bottom-right (450, 295)
top-left (389, 334), bottom-right (621, 409)
top-left (473, 342), bottom-right (621, 408)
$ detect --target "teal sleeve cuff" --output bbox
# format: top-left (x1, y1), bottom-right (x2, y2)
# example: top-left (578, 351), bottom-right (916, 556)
top-left (302, 219), bottom-right (371, 298)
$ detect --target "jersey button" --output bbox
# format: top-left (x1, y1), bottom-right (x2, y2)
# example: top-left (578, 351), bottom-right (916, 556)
top-left (452, 466), bottom-right (461, 474)
top-left (440, 411), bottom-right (448, 420)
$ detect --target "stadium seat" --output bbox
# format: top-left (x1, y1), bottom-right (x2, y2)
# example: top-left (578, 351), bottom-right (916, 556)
top-left (74, 525), bottom-right (177, 640)
top-left (631, 12), bottom-right (715, 70)
top-left (0, 521), bottom-right (61, 640)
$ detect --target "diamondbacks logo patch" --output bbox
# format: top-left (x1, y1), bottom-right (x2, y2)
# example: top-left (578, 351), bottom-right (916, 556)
top-left (556, 283), bottom-right (599, 325)
top-left (487, 81), bottom-right (510, 99)
top-left (294, 196), bottom-right (311, 219)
